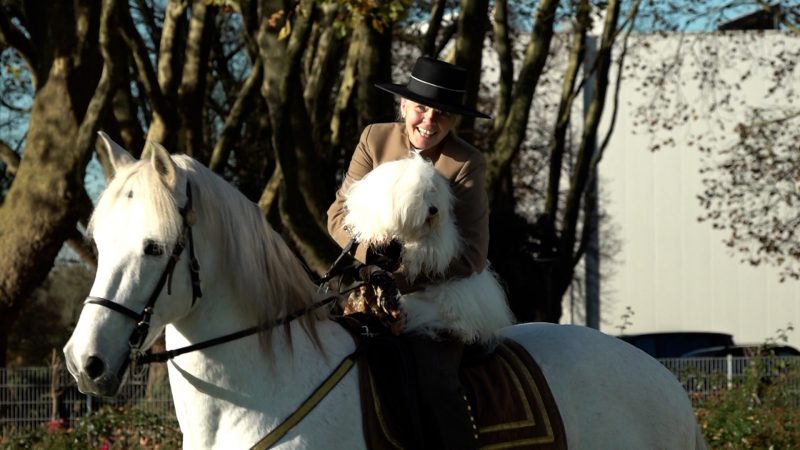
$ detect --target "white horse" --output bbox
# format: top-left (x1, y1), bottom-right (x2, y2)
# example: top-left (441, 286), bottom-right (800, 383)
top-left (64, 133), bottom-right (707, 449)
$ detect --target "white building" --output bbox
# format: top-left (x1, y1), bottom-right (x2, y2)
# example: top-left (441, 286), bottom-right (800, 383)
top-left (576, 30), bottom-right (800, 351)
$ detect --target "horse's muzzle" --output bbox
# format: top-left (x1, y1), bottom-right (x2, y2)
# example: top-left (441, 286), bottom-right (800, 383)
top-left (64, 349), bottom-right (125, 397)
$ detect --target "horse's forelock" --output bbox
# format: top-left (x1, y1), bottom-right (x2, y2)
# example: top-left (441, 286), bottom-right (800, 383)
top-left (89, 162), bottom-right (183, 243)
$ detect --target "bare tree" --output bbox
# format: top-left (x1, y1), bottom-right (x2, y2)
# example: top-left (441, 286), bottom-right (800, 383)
top-left (0, 0), bottom-right (654, 362)
top-left (481, 0), bottom-right (639, 322)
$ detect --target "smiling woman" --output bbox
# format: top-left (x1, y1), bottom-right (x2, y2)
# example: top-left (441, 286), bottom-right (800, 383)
top-left (399, 99), bottom-right (456, 150)
top-left (326, 56), bottom-right (497, 449)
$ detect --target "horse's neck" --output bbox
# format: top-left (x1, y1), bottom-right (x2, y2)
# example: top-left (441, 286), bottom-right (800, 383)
top-left (164, 292), bottom-right (358, 449)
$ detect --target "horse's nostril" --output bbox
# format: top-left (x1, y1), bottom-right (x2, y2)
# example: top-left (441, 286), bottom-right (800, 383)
top-left (429, 206), bottom-right (438, 216)
top-left (84, 356), bottom-right (106, 380)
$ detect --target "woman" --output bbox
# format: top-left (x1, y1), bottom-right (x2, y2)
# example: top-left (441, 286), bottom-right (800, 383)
top-left (327, 56), bottom-right (493, 450)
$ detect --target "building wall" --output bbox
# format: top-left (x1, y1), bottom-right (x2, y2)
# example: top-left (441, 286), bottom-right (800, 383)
top-left (578, 32), bottom-right (800, 350)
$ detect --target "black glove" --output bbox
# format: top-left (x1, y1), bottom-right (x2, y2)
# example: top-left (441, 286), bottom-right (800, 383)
top-left (357, 265), bottom-right (400, 311)
top-left (366, 239), bottom-right (403, 272)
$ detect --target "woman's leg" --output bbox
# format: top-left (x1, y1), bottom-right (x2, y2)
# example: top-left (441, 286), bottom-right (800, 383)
top-left (407, 336), bottom-right (479, 450)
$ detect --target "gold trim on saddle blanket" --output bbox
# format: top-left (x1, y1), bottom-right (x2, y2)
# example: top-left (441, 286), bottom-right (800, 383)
top-left (475, 344), bottom-right (558, 449)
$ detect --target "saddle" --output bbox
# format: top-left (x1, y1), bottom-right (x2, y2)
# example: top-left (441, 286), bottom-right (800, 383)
top-left (338, 316), bottom-right (567, 450)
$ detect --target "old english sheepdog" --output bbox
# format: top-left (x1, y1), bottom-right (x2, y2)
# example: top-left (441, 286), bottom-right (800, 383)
top-left (343, 152), bottom-right (514, 344)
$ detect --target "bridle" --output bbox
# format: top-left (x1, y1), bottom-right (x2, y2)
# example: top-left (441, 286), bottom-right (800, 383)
top-left (82, 182), bottom-right (340, 368)
top-left (84, 182), bottom-right (202, 364)
top-left (82, 180), bottom-right (372, 449)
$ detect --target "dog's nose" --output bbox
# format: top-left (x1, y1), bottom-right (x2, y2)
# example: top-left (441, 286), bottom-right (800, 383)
top-left (429, 206), bottom-right (438, 216)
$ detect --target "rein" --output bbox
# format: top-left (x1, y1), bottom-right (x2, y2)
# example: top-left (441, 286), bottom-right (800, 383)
top-left (137, 295), bottom-right (338, 364)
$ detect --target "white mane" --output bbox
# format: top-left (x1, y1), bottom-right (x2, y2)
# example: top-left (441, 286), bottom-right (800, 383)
top-left (88, 156), bottom-right (322, 349)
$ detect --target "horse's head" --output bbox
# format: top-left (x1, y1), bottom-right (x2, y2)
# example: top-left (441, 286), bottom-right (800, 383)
top-left (64, 133), bottom-right (200, 396)
top-left (65, 132), bottom-right (321, 397)
top-left (343, 153), bottom-right (461, 280)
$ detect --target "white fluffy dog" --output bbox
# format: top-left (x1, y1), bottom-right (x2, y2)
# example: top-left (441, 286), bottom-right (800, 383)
top-left (343, 152), bottom-right (514, 344)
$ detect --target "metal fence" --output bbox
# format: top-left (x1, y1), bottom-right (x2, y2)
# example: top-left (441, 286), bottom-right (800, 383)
top-left (2, 356), bottom-right (799, 431)
top-left (0, 366), bottom-right (174, 432)
top-left (659, 355), bottom-right (800, 406)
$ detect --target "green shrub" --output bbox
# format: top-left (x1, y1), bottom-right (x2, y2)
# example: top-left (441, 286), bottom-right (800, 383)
top-left (695, 358), bottom-right (800, 449)
top-left (2, 405), bottom-right (182, 449)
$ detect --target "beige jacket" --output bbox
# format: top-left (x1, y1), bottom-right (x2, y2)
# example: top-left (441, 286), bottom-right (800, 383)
top-left (326, 122), bottom-right (489, 290)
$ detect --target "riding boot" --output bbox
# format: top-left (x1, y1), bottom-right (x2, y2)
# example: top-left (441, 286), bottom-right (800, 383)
top-left (407, 336), bottom-right (479, 450)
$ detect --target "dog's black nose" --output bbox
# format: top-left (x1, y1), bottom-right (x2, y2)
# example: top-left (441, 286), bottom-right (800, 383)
top-left (429, 206), bottom-right (438, 216)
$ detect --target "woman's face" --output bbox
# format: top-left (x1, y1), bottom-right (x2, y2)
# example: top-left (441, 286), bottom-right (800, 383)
top-left (401, 98), bottom-right (456, 150)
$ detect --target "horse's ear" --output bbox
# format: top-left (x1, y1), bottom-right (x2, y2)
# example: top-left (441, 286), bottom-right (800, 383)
top-left (142, 141), bottom-right (177, 188)
top-left (97, 131), bottom-right (135, 171)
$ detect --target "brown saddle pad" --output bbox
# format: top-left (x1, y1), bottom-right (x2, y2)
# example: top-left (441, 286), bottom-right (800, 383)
top-left (358, 338), bottom-right (567, 450)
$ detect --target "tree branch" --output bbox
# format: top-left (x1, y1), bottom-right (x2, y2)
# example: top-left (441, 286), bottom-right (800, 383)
top-left (117, 0), bottom-right (172, 130)
top-left (434, 21), bottom-right (457, 56)
top-left (0, 140), bottom-right (20, 176)
top-left (0, 10), bottom-right (37, 88)
top-left (543, 0), bottom-right (589, 228)
top-left (422, 0), bottom-right (446, 56)
top-left (303, 2), bottom-right (344, 152)
top-left (491, 0), bottom-right (512, 133)
top-left (178, 0), bottom-right (214, 159)
top-left (209, 59), bottom-right (264, 172)
top-left (590, 0), bottom-right (641, 183)
top-left (66, 187), bottom-right (98, 269)
top-left (454, 0), bottom-right (489, 133)
top-left (134, 0), bottom-right (162, 49)
top-left (560, 0), bottom-right (622, 259)
top-left (486, 0), bottom-right (558, 187)
top-left (157, 0), bottom-right (189, 98)
top-left (257, 164), bottom-right (282, 215)
top-left (74, 0), bottom-right (121, 163)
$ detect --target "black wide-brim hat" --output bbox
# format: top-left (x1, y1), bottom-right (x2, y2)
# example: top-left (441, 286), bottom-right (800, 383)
top-left (375, 57), bottom-right (491, 119)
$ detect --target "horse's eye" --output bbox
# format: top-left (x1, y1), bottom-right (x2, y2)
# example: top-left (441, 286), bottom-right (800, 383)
top-left (143, 240), bottom-right (165, 257)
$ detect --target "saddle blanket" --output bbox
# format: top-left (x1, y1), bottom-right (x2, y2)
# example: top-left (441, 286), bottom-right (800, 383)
top-left (358, 338), bottom-right (567, 450)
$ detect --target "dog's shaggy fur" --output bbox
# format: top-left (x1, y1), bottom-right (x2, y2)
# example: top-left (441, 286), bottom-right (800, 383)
top-left (343, 153), bottom-right (514, 344)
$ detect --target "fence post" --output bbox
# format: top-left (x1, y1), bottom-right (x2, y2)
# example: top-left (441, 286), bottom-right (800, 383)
top-left (726, 354), bottom-right (733, 390)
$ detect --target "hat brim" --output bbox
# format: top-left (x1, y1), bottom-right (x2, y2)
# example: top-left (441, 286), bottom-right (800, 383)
top-left (375, 83), bottom-right (491, 119)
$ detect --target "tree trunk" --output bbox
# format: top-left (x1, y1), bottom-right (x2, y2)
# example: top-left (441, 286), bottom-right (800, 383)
top-left (177, 0), bottom-right (215, 161)
top-left (485, 0), bottom-right (558, 323)
top-left (257, 0), bottom-right (341, 272)
top-left (491, 0), bottom-right (513, 132)
top-left (486, 0), bottom-right (558, 190)
top-left (454, 0), bottom-right (489, 135)
top-left (0, 1), bottom-right (104, 365)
